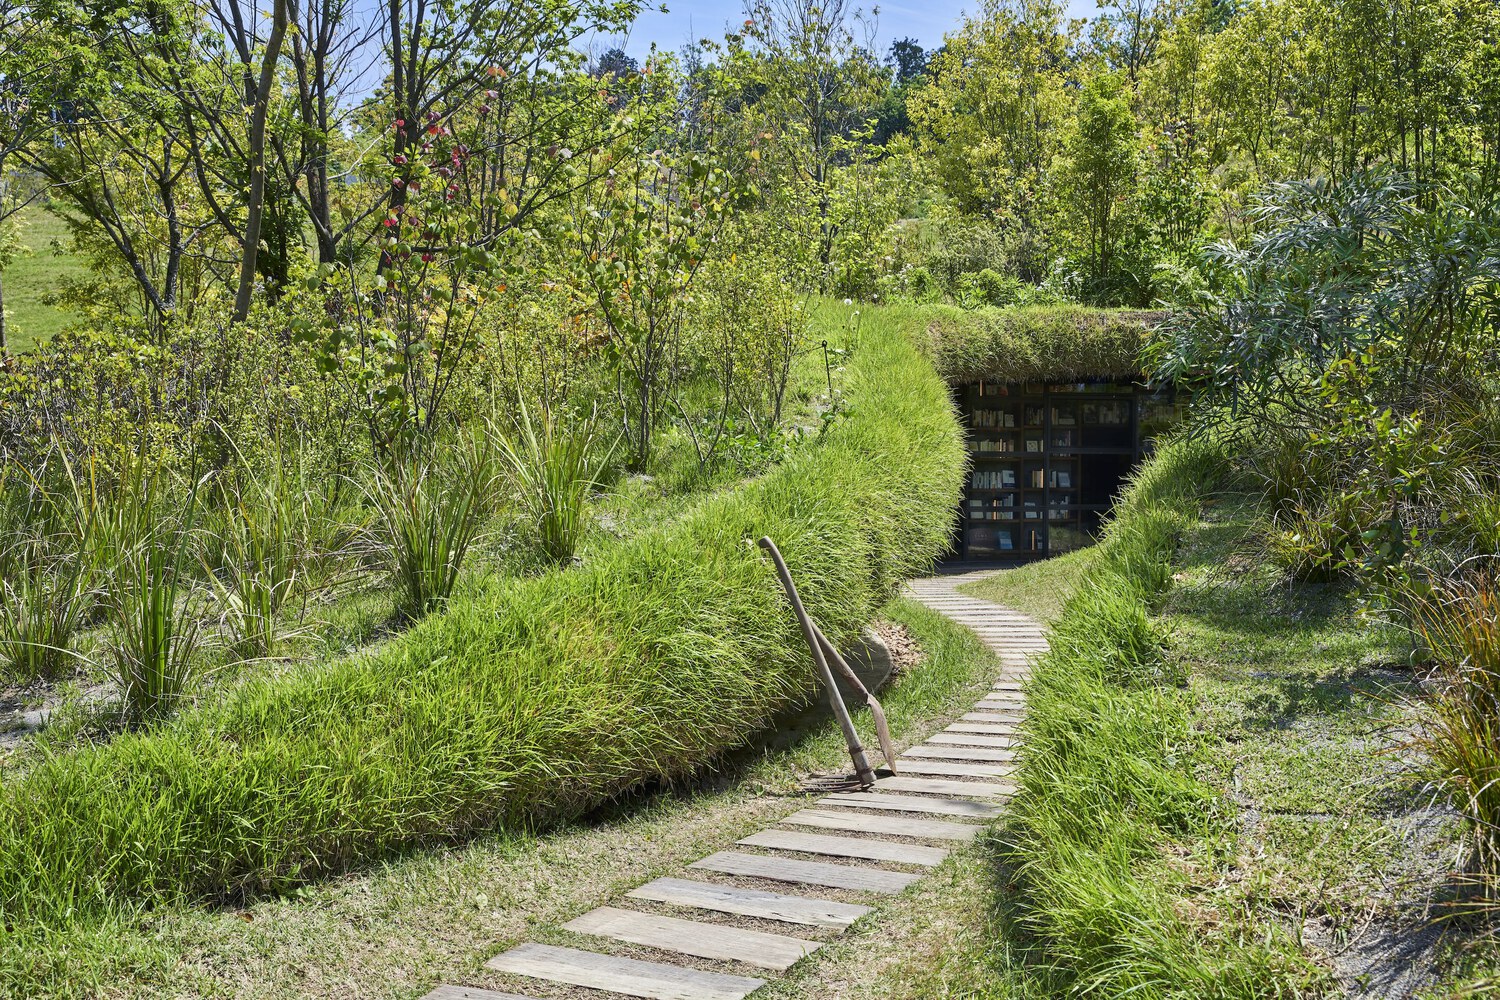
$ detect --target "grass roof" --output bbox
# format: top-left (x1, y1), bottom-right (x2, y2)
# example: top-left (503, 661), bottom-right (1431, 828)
top-left (921, 306), bottom-right (1167, 385)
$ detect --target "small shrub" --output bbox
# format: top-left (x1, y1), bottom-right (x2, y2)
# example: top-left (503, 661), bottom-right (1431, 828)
top-left (975, 268), bottom-right (1021, 306)
top-left (364, 428), bottom-right (501, 618)
top-left (498, 404), bottom-right (614, 563)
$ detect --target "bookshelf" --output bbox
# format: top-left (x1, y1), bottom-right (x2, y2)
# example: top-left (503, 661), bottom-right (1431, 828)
top-left (956, 380), bottom-right (1177, 561)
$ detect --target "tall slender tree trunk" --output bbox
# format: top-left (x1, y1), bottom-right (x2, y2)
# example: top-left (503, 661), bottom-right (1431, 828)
top-left (232, 0), bottom-right (290, 323)
top-left (0, 269), bottom-right (8, 355)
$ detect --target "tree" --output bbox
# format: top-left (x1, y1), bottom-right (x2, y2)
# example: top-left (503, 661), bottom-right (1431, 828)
top-left (569, 121), bottom-right (746, 468)
top-left (595, 46), bottom-right (640, 78)
top-left (1091, 0), bottom-right (1169, 82)
top-left (232, 0), bottom-right (291, 323)
top-left (739, 0), bottom-right (887, 283)
top-left (907, 0), bottom-right (1075, 279)
top-left (887, 37), bottom-right (926, 83)
top-left (0, 0), bottom-right (78, 349)
top-left (1055, 72), bottom-right (1139, 296)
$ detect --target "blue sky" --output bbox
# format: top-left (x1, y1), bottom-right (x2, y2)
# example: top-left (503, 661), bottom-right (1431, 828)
top-left (610, 0), bottom-right (1099, 59)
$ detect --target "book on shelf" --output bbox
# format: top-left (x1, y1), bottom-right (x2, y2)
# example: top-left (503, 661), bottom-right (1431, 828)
top-left (997, 531), bottom-right (1014, 550)
top-left (972, 468), bottom-right (1020, 490)
top-left (1029, 469), bottom-right (1045, 488)
top-left (973, 408), bottom-right (1017, 429)
top-left (1050, 469), bottom-right (1072, 488)
top-left (1052, 408), bottom-right (1076, 426)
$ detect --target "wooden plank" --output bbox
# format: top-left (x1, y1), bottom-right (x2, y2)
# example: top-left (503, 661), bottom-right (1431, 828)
top-left (422, 988), bottom-right (540, 1000)
top-left (783, 807), bottom-right (981, 841)
top-left (689, 851), bottom-right (919, 894)
top-left (486, 943), bottom-right (763, 1000)
top-left (902, 744), bottom-right (1016, 762)
top-left (564, 906), bottom-right (819, 971)
top-left (627, 877), bottom-right (870, 930)
top-left (929, 732), bottom-right (1018, 748)
top-left (739, 828), bottom-right (948, 867)
top-left (896, 758), bottom-right (1014, 778)
top-left (819, 791), bottom-right (1003, 819)
top-left (873, 775), bottom-right (1014, 798)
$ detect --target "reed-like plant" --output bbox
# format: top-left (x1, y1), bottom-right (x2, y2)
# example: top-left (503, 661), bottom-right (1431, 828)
top-left (0, 452), bottom-right (104, 681)
top-left (95, 447), bottom-right (207, 723)
top-left (498, 403), bottom-right (615, 563)
top-left (1409, 574), bottom-right (1500, 885)
top-left (364, 428), bottom-right (499, 618)
top-left (203, 442), bottom-right (356, 660)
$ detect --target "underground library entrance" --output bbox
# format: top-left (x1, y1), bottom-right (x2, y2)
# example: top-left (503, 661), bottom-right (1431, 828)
top-left (952, 379), bottom-right (1178, 561)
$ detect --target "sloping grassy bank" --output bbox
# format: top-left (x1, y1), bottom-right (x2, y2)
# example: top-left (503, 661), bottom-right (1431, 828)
top-left (0, 307), bottom-right (965, 951)
top-left (995, 437), bottom-right (1326, 997)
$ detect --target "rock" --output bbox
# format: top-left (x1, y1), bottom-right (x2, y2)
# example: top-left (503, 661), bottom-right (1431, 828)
top-left (835, 628), bottom-right (895, 700)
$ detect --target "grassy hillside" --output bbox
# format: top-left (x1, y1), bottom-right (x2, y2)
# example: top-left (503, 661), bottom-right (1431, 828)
top-left (3, 206), bottom-right (82, 352)
top-left (0, 301), bottom-right (968, 993)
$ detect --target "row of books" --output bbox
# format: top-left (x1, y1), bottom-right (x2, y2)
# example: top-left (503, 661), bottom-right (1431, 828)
top-left (967, 526), bottom-right (1046, 552)
top-left (972, 402), bottom-right (1132, 429)
top-left (967, 437), bottom-right (1048, 453)
top-left (966, 494), bottom-right (1074, 512)
top-left (969, 510), bottom-right (1082, 522)
top-left (972, 409), bottom-right (1017, 428)
top-left (969, 469), bottom-right (1076, 488)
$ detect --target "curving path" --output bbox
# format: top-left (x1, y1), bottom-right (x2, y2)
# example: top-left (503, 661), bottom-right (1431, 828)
top-left (421, 572), bottom-right (1044, 1000)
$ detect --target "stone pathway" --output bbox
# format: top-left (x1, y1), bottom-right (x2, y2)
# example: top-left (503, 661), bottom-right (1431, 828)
top-left (422, 571), bottom-right (1041, 1000)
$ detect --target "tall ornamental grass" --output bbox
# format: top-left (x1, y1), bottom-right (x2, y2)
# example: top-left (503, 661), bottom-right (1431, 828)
top-left (203, 444), bottom-right (357, 660)
top-left (95, 448), bottom-right (208, 724)
top-left (1409, 575), bottom-right (1500, 886)
top-left (498, 402), bottom-right (614, 563)
top-left (364, 427), bottom-right (501, 618)
top-left (0, 306), bottom-right (964, 935)
top-left (0, 456), bottom-right (100, 681)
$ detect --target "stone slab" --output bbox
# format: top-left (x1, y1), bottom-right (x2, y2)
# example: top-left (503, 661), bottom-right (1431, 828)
top-left (819, 791), bottom-right (1003, 819)
top-left (486, 943), bottom-right (764, 1000)
top-left (564, 906), bottom-right (819, 971)
top-left (738, 828), bottom-right (947, 867)
top-left (783, 807), bottom-right (981, 841)
top-left (689, 851), bottom-right (919, 894)
top-left (627, 877), bottom-right (869, 929)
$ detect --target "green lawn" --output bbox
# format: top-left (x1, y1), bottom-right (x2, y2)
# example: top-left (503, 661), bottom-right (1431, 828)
top-left (3, 206), bottom-right (82, 352)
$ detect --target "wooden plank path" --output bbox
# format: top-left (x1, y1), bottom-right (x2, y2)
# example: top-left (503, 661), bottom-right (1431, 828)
top-left (425, 571), bottom-right (1045, 1000)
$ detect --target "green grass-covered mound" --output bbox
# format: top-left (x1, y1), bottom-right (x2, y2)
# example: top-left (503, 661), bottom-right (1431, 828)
top-left (996, 437), bottom-right (1322, 994)
top-left (0, 305), bottom-right (965, 935)
top-left (922, 305), bottom-right (1164, 384)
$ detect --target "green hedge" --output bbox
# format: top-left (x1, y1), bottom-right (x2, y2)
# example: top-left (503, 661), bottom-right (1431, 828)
top-left (0, 307), bottom-right (965, 934)
top-left (921, 305), bottom-right (1164, 384)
